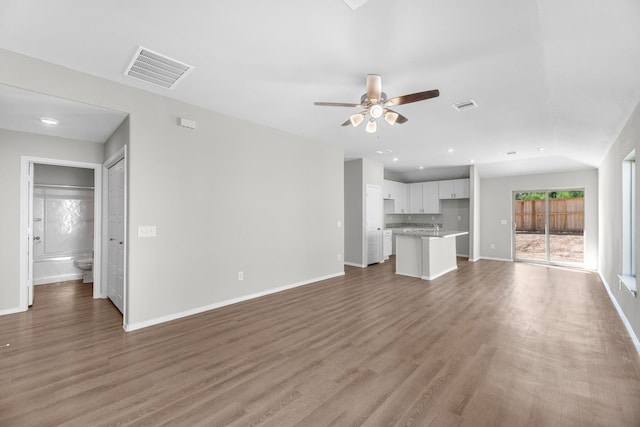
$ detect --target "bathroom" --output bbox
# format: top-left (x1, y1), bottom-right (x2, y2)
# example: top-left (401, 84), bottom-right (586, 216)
top-left (32, 164), bottom-right (95, 286)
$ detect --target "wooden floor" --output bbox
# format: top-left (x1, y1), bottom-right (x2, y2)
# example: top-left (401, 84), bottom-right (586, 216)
top-left (1, 258), bottom-right (640, 426)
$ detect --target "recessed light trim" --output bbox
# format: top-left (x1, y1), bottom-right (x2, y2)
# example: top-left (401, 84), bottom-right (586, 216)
top-left (447, 148), bottom-right (454, 153)
top-left (393, 157), bottom-right (399, 162)
top-left (40, 117), bottom-right (59, 125)
top-left (419, 166), bottom-right (424, 170)
top-left (537, 147), bottom-right (547, 151)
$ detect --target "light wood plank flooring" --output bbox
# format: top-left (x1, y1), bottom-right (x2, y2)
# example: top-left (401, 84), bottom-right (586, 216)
top-left (1, 258), bottom-right (639, 426)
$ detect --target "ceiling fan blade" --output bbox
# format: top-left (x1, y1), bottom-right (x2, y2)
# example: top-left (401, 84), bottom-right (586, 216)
top-left (314, 101), bottom-right (363, 107)
top-left (385, 89), bottom-right (440, 107)
top-left (341, 118), bottom-right (352, 126)
top-left (366, 74), bottom-right (382, 103)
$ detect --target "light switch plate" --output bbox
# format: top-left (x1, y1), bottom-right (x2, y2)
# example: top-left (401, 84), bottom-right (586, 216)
top-left (501, 219), bottom-right (508, 225)
top-left (138, 225), bottom-right (156, 238)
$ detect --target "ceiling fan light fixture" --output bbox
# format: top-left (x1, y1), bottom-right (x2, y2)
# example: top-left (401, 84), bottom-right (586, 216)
top-left (349, 113), bottom-right (364, 127)
top-left (369, 104), bottom-right (383, 119)
top-left (384, 111), bottom-right (398, 125)
top-left (366, 119), bottom-right (377, 133)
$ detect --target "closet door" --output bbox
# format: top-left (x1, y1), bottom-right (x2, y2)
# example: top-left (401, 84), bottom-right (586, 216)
top-left (108, 158), bottom-right (125, 313)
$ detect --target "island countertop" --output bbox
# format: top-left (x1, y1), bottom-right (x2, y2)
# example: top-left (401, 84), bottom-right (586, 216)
top-left (392, 229), bottom-right (469, 239)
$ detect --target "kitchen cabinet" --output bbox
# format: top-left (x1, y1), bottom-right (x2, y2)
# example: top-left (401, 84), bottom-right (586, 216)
top-left (408, 182), bottom-right (441, 213)
top-left (383, 180), bottom-right (395, 199)
top-left (422, 181), bottom-right (441, 213)
top-left (394, 182), bottom-right (408, 213)
top-left (439, 178), bottom-right (470, 199)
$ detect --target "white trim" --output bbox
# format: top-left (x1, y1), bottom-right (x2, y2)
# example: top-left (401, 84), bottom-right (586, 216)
top-left (617, 274), bottom-right (637, 297)
top-left (19, 156), bottom-right (102, 312)
top-left (478, 256), bottom-right (513, 262)
top-left (468, 257), bottom-right (481, 263)
top-left (34, 273), bottom-right (83, 285)
top-left (124, 271), bottom-right (345, 332)
top-left (422, 265), bottom-right (458, 281)
top-left (344, 262), bottom-right (367, 268)
top-left (599, 272), bottom-right (640, 356)
top-left (0, 307), bottom-right (26, 316)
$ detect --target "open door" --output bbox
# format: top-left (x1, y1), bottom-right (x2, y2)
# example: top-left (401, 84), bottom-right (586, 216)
top-left (366, 184), bottom-right (382, 265)
top-left (27, 162), bottom-right (34, 306)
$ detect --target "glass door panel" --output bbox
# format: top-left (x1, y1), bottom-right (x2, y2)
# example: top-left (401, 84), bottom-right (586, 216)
top-left (514, 192), bottom-right (548, 261)
top-left (549, 191), bottom-right (584, 264)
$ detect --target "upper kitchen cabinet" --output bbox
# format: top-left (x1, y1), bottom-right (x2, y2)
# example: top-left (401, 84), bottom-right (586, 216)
top-left (383, 180), bottom-right (395, 199)
top-left (408, 182), bottom-right (441, 214)
top-left (394, 182), bottom-right (408, 213)
top-left (439, 178), bottom-right (470, 199)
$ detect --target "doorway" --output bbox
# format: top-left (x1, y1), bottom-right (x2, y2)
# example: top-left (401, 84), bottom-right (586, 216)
top-left (513, 189), bottom-right (585, 265)
top-left (20, 157), bottom-right (103, 308)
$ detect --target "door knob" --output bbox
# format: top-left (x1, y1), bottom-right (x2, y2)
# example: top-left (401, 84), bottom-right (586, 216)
top-left (33, 236), bottom-right (40, 241)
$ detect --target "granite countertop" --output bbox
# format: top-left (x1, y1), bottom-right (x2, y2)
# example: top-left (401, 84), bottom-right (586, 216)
top-left (393, 229), bottom-right (469, 239)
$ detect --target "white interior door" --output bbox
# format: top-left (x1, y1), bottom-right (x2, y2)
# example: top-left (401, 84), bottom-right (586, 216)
top-left (107, 158), bottom-right (125, 313)
top-left (366, 184), bottom-right (382, 265)
top-left (27, 162), bottom-right (34, 306)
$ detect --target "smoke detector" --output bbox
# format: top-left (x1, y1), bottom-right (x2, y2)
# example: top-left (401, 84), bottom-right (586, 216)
top-left (124, 46), bottom-right (193, 89)
top-left (452, 99), bottom-right (479, 112)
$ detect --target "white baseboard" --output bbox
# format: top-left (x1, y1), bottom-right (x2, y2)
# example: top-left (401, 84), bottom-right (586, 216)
top-left (34, 273), bottom-right (83, 285)
top-left (598, 272), bottom-right (640, 356)
top-left (422, 266), bottom-right (457, 281)
top-left (125, 271), bottom-right (346, 332)
top-left (468, 257), bottom-right (481, 263)
top-left (344, 262), bottom-right (366, 268)
top-left (478, 256), bottom-right (513, 262)
top-left (0, 307), bottom-right (27, 316)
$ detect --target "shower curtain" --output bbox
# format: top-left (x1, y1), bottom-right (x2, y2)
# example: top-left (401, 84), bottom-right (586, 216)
top-left (32, 186), bottom-right (94, 284)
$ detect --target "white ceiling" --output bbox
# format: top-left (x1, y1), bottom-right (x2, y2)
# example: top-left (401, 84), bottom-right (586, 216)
top-left (1, 0), bottom-right (639, 179)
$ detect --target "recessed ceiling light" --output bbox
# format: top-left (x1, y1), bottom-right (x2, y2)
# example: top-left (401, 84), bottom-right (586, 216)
top-left (393, 157), bottom-right (399, 162)
top-left (469, 159), bottom-right (475, 164)
top-left (506, 151), bottom-right (517, 156)
top-left (447, 148), bottom-right (454, 153)
top-left (419, 166), bottom-right (424, 170)
top-left (537, 147), bottom-right (547, 151)
top-left (375, 150), bottom-right (384, 154)
top-left (40, 117), bottom-right (59, 125)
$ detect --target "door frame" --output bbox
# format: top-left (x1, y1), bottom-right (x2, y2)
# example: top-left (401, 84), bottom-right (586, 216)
top-left (20, 156), bottom-right (103, 310)
top-left (512, 188), bottom-right (586, 266)
top-left (103, 146), bottom-right (127, 326)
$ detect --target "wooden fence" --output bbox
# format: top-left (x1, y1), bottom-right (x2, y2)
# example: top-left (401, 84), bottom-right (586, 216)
top-left (514, 198), bottom-right (584, 233)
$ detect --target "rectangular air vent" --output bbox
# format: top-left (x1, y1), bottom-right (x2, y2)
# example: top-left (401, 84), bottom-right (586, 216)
top-left (124, 47), bottom-right (193, 89)
top-left (452, 99), bottom-right (479, 112)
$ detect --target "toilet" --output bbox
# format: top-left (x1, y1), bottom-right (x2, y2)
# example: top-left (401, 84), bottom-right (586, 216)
top-left (74, 257), bottom-right (93, 283)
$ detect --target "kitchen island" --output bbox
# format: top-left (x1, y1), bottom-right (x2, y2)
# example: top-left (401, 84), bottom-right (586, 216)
top-left (395, 229), bottom-right (469, 280)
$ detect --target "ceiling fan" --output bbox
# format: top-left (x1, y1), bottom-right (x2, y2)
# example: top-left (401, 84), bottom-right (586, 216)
top-left (314, 74), bottom-right (439, 133)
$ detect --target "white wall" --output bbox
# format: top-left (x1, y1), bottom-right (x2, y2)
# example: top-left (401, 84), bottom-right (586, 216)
top-left (479, 169), bottom-right (599, 269)
top-left (0, 49), bottom-right (345, 328)
top-left (34, 164), bottom-right (94, 186)
top-left (599, 101), bottom-right (640, 346)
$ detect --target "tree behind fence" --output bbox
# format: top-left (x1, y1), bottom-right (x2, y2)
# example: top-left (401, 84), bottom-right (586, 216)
top-left (514, 198), bottom-right (584, 233)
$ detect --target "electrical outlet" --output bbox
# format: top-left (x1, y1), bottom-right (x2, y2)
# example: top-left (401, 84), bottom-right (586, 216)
top-left (237, 271), bottom-right (244, 281)
top-left (337, 253), bottom-right (342, 261)
top-left (458, 215), bottom-right (462, 221)
top-left (337, 220), bottom-right (342, 228)
top-left (490, 243), bottom-right (495, 249)
top-left (138, 225), bottom-right (156, 238)
top-left (501, 219), bottom-right (508, 225)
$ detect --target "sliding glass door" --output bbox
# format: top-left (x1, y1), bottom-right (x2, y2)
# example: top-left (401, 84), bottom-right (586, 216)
top-left (513, 190), bottom-right (584, 265)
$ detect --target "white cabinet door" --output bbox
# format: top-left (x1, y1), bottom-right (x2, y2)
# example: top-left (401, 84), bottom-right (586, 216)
top-left (408, 183), bottom-right (423, 213)
top-left (108, 158), bottom-right (125, 314)
top-left (439, 180), bottom-right (454, 199)
top-left (383, 180), bottom-right (395, 200)
top-left (454, 178), bottom-right (470, 198)
top-left (422, 181), bottom-right (441, 213)
top-left (439, 179), bottom-right (470, 199)
top-left (395, 182), bottom-right (408, 213)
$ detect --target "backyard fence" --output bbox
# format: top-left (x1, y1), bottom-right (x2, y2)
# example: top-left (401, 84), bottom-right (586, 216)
top-left (514, 198), bottom-right (584, 233)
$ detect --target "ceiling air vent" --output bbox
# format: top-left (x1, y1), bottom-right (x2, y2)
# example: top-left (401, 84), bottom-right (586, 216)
top-left (452, 99), bottom-right (479, 112)
top-left (124, 47), bottom-right (193, 89)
